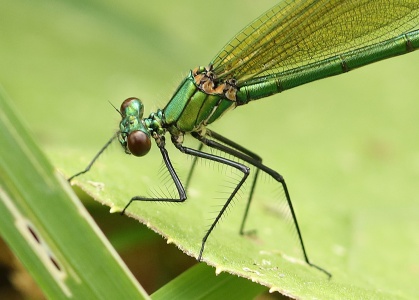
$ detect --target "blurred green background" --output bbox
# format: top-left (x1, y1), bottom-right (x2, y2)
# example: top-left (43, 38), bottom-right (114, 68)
top-left (1, 0), bottom-right (419, 298)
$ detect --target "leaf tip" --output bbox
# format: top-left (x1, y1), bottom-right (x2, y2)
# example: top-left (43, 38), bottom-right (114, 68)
top-left (109, 205), bottom-right (123, 213)
top-left (215, 266), bottom-right (224, 275)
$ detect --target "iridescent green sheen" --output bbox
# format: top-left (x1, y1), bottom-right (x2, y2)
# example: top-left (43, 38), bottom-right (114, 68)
top-left (162, 72), bottom-right (234, 132)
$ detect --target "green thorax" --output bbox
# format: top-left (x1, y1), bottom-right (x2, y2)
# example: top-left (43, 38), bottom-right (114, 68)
top-left (162, 66), bottom-right (238, 134)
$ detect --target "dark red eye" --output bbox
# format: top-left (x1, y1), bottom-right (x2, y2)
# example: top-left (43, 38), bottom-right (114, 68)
top-left (127, 130), bottom-right (151, 156)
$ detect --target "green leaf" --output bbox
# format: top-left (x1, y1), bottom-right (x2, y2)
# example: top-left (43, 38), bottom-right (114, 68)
top-left (1, 0), bottom-right (419, 299)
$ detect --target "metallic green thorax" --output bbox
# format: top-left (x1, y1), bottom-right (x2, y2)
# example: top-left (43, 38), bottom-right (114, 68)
top-left (163, 67), bottom-right (237, 135)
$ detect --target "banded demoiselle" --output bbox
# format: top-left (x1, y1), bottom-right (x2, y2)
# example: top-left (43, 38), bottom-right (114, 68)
top-left (70, 0), bottom-right (419, 277)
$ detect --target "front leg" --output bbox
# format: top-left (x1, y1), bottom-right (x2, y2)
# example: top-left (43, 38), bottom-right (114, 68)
top-left (121, 135), bottom-right (187, 214)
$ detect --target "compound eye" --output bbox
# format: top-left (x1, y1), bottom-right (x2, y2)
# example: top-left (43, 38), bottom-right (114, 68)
top-left (127, 130), bottom-right (151, 157)
top-left (120, 97), bottom-right (138, 111)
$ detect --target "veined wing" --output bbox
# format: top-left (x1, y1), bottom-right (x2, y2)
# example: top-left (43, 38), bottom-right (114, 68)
top-left (211, 0), bottom-right (419, 85)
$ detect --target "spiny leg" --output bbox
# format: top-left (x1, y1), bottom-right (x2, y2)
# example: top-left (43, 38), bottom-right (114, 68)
top-left (204, 130), bottom-right (262, 235)
top-left (171, 135), bottom-right (251, 261)
top-left (185, 132), bottom-right (260, 237)
top-left (191, 130), bottom-right (331, 278)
